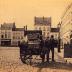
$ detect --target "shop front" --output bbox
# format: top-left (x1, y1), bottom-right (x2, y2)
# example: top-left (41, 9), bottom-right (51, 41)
top-left (1, 39), bottom-right (11, 46)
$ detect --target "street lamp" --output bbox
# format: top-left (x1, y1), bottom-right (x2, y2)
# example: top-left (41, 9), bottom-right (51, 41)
top-left (57, 22), bottom-right (61, 52)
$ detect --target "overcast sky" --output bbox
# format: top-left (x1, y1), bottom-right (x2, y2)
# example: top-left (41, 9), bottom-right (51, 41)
top-left (0, 0), bottom-right (72, 29)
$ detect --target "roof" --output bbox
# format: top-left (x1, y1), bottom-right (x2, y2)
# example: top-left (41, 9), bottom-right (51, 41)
top-left (1, 22), bottom-right (16, 29)
top-left (34, 17), bottom-right (51, 25)
top-left (51, 28), bottom-right (59, 32)
top-left (12, 28), bottom-right (24, 31)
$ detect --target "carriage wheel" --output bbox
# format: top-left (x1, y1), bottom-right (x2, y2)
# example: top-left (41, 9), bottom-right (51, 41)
top-left (25, 55), bottom-right (32, 65)
top-left (20, 52), bottom-right (32, 65)
top-left (20, 53), bottom-right (26, 64)
top-left (25, 50), bottom-right (33, 65)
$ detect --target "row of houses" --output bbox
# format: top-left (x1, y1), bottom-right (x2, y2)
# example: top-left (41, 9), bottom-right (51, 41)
top-left (0, 17), bottom-right (59, 46)
top-left (0, 22), bottom-right (25, 46)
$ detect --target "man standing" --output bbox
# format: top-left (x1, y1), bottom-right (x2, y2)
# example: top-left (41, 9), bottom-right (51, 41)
top-left (46, 35), bottom-right (55, 62)
top-left (40, 36), bottom-right (45, 62)
top-left (49, 35), bottom-right (55, 62)
top-left (45, 36), bottom-right (50, 62)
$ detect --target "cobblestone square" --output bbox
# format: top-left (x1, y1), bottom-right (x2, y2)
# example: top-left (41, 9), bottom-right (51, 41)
top-left (0, 47), bottom-right (72, 72)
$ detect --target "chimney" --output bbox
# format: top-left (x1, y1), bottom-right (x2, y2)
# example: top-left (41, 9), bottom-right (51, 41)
top-left (34, 16), bottom-right (36, 25)
top-left (24, 26), bottom-right (26, 36)
top-left (13, 22), bottom-right (16, 28)
top-left (26, 25), bottom-right (27, 31)
top-left (43, 16), bottom-right (44, 24)
top-left (24, 26), bottom-right (25, 31)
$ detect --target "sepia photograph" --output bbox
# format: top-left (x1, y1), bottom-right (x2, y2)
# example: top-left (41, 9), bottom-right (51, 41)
top-left (0, 0), bottom-right (72, 72)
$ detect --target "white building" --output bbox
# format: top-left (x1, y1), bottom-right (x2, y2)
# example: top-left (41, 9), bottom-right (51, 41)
top-left (60, 3), bottom-right (72, 45)
top-left (34, 17), bottom-right (51, 38)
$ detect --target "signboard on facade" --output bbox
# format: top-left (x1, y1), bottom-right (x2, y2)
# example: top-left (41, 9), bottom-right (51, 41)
top-left (25, 30), bottom-right (42, 40)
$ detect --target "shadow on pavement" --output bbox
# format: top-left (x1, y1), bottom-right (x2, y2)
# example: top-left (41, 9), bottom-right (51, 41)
top-left (32, 61), bottom-right (72, 70)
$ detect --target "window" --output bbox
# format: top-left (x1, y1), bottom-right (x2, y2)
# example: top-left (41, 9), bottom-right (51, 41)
top-left (70, 34), bottom-right (72, 38)
top-left (55, 34), bottom-right (57, 38)
top-left (5, 34), bottom-right (7, 38)
top-left (1, 35), bottom-right (4, 38)
top-left (39, 27), bottom-right (41, 30)
top-left (47, 32), bottom-right (49, 36)
top-left (21, 36), bottom-right (23, 39)
top-left (55, 34), bottom-right (57, 36)
top-left (8, 33), bottom-right (11, 39)
top-left (47, 27), bottom-right (50, 31)
top-left (35, 27), bottom-right (37, 30)
top-left (13, 36), bottom-right (15, 39)
top-left (18, 37), bottom-right (20, 39)
top-left (43, 32), bottom-right (45, 37)
top-left (43, 27), bottom-right (45, 31)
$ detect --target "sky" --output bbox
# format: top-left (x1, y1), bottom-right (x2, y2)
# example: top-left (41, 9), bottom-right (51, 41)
top-left (0, 0), bottom-right (72, 29)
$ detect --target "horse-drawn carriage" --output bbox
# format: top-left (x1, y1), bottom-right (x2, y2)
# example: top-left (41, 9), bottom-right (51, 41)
top-left (19, 30), bottom-right (42, 64)
top-left (18, 30), bottom-right (59, 64)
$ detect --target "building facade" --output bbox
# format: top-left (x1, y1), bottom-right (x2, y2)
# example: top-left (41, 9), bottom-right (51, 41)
top-left (51, 28), bottom-right (59, 39)
top-left (0, 22), bottom-right (25, 46)
top-left (60, 3), bottom-right (72, 45)
top-left (0, 22), bottom-right (16, 46)
top-left (34, 17), bottom-right (51, 38)
top-left (12, 28), bottom-right (24, 46)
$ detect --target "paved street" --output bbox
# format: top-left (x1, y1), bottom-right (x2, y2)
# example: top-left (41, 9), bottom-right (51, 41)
top-left (0, 47), bottom-right (72, 72)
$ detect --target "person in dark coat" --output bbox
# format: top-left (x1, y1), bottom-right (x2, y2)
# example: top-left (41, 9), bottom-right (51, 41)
top-left (47, 35), bottom-right (55, 62)
top-left (50, 35), bottom-right (55, 61)
top-left (18, 34), bottom-right (28, 55)
top-left (39, 36), bottom-right (45, 62)
top-left (45, 36), bottom-right (50, 62)
top-left (18, 40), bottom-right (28, 54)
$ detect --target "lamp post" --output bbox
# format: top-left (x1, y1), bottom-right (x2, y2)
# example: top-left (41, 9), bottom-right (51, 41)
top-left (57, 22), bottom-right (61, 52)
top-left (70, 30), bottom-right (72, 44)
